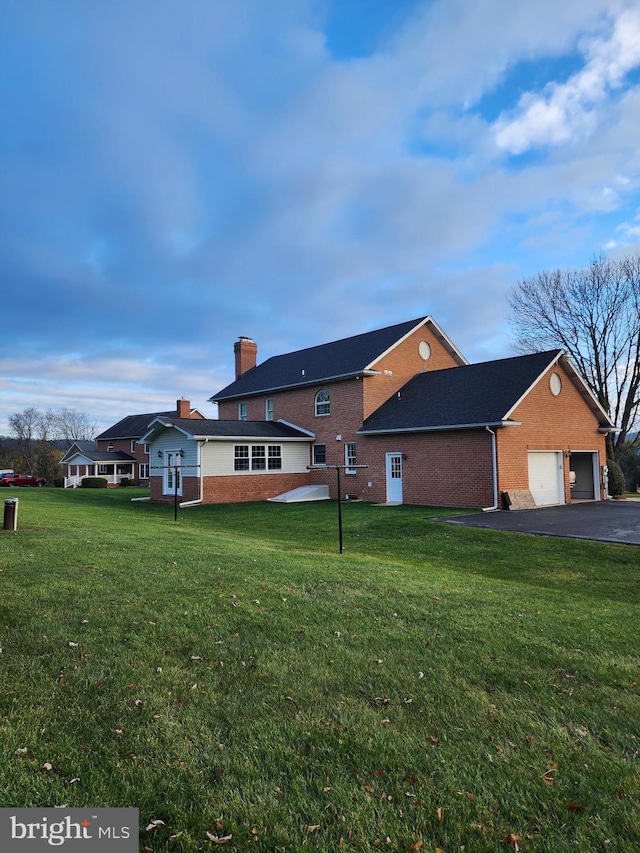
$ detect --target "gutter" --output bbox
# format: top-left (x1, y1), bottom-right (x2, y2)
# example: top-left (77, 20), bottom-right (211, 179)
top-left (358, 420), bottom-right (519, 436)
top-left (482, 426), bottom-right (499, 512)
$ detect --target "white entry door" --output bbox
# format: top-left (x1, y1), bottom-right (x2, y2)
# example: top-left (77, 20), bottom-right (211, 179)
top-left (386, 453), bottom-right (403, 503)
top-left (164, 450), bottom-right (182, 497)
top-left (528, 451), bottom-right (563, 506)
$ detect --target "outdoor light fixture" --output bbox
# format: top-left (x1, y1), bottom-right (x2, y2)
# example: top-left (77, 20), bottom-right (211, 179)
top-left (157, 450), bottom-right (162, 458)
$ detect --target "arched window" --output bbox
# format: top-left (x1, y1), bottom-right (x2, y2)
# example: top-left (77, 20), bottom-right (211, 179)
top-left (315, 389), bottom-right (331, 416)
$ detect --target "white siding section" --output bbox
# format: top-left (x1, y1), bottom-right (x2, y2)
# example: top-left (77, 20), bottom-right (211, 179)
top-left (201, 440), bottom-right (310, 477)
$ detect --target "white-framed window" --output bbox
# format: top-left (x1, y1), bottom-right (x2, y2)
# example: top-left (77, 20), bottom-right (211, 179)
top-left (144, 443), bottom-right (150, 455)
top-left (313, 444), bottom-right (326, 465)
top-left (345, 442), bottom-right (356, 474)
top-left (265, 398), bottom-right (273, 421)
top-left (107, 442), bottom-right (114, 452)
top-left (130, 440), bottom-right (136, 453)
top-left (314, 389), bottom-right (330, 416)
top-left (268, 445), bottom-right (282, 470)
top-left (238, 402), bottom-right (248, 421)
top-left (234, 445), bottom-right (250, 471)
top-left (252, 446), bottom-right (266, 470)
top-left (234, 444), bottom-right (283, 471)
top-left (139, 463), bottom-right (149, 479)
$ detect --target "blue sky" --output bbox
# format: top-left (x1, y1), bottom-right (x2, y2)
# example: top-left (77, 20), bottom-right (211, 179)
top-left (2, 0), bottom-right (640, 434)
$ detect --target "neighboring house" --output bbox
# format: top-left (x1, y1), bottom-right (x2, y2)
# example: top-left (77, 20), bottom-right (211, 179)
top-left (144, 317), bottom-right (614, 508)
top-left (60, 399), bottom-right (204, 487)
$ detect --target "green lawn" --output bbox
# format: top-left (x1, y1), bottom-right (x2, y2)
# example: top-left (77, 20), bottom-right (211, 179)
top-left (0, 488), bottom-right (638, 852)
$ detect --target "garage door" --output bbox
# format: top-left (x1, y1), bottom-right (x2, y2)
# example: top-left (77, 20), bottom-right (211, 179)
top-left (528, 451), bottom-right (564, 506)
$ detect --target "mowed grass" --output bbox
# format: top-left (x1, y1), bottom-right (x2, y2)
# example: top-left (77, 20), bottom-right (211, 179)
top-left (0, 489), bottom-right (638, 852)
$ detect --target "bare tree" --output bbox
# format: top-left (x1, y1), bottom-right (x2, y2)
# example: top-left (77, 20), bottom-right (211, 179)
top-left (8, 406), bottom-right (98, 479)
top-left (509, 253), bottom-right (640, 461)
top-left (8, 407), bottom-right (40, 473)
top-left (53, 408), bottom-right (98, 444)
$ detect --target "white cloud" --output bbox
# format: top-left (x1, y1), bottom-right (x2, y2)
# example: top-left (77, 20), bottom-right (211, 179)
top-left (494, 6), bottom-right (640, 154)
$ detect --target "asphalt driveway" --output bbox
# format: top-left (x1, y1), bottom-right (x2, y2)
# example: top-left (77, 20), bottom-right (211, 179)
top-left (439, 500), bottom-right (640, 545)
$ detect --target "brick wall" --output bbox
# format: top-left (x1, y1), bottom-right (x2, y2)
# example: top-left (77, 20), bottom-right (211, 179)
top-left (362, 323), bottom-right (462, 418)
top-left (349, 430), bottom-right (494, 506)
top-left (150, 472), bottom-right (310, 504)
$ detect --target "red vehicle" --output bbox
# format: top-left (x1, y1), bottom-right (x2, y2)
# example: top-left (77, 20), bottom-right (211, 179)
top-left (0, 473), bottom-right (46, 487)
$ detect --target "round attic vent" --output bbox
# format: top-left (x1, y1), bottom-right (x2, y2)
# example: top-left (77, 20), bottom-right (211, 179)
top-left (418, 341), bottom-right (431, 361)
top-left (549, 372), bottom-right (562, 396)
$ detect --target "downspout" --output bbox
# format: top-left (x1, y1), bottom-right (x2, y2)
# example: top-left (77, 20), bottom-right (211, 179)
top-left (482, 426), bottom-right (499, 512)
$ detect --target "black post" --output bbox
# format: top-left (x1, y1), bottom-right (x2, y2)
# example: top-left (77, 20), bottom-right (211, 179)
top-left (174, 464), bottom-right (179, 521)
top-left (336, 465), bottom-right (343, 554)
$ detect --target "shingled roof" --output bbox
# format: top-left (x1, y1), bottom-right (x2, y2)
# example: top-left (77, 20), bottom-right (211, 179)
top-left (210, 317), bottom-right (466, 402)
top-left (359, 349), bottom-right (612, 434)
top-left (97, 411), bottom-right (177, 441)
top-left (141, 418), bottom-right (313, 443)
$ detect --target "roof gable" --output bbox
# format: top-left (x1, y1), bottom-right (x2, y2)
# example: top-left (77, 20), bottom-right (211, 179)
top-left (141, 417), bottom-right (314, 444)
top-left (97, 411), bottom-right (177, 441)
top-left (359, 350), bottom-right (573, 433)
top-left (210, 317), bottom-right (466, 402)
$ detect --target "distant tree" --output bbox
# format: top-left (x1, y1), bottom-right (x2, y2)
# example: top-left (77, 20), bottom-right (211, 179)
top-left (9, 407), bottom-right (40, 473)
top-left (8, 406), bottom-right (97, 479)
top-left (619, 440), bottom-right (640, 491)
top-left (509, 253), bottom-right (640, 461)
top-left (52, 408), bottom-right (98, 443)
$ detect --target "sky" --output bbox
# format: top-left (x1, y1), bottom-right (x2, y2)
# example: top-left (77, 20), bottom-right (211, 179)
top-left (2, 0), bottom-right (640, 435)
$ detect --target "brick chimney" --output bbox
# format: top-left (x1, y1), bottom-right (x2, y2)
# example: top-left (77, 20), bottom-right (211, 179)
top-left (177, 398), bottom-right (191, 418)
top-left (234, 336), bottom-right (257, 379)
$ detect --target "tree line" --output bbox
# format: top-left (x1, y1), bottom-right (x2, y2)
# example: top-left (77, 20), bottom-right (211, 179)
top-left (0, 407), bottom-right (97, 484)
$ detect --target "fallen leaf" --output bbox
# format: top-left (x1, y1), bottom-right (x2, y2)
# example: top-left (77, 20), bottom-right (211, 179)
top-left (146, 819), bottom-right (165, 831)
top-left (436, 807), bottom-right (443, 820)
top-left (14, 748), bottom-right (27, 756)
top-left (566, 803), bottom-right (583, 811)
top-left (205, 831), bottom-right (232, 844)
top-left (428, 735), bottom-right (439, 744)
top-left (409, 842), bottom-right (424, 851)
top-left (307, 825), bottom-right (321, 832)
top-left (68, 642), bottom-right (78, 648)
top-left (42, 763), bottom-right (53, 771)
top-left (500, 834), bottom-right (521, 851)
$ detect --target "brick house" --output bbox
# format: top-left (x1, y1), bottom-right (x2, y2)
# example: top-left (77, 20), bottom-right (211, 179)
top-left (60, 399), bottom-right (204, 487)
top-left (143, 317), bottom-right (614, 508)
